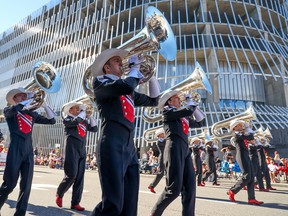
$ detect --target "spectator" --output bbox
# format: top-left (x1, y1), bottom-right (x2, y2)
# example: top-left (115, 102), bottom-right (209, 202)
top-left (274, 151), bottom-right (281, 165)
top-left (268, 160), bottom-right (279, 183)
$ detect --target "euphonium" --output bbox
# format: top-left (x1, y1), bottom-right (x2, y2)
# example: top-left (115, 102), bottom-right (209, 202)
top-left (24, 61), bottom-right (61, 109)
top-left (118, 6), bottom-right (177, 82)
top-left (264, 127), bottom-right (273, 139)
top-left (211, 105), bottom-right (257, 138)
top-left (143, 62), bottom-right (212, 123)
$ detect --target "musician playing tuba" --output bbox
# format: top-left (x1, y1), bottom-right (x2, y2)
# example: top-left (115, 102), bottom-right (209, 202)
top-left (226, 119), bottom-right (264, 205)
top-left (150, 89), bottom-right (205, 216)
top-left (90, 48), bottom-right (161, 216)
top-left (0, 87), bottom-right (57, 216)
top-left (56, 101), bottom-right (98, 211)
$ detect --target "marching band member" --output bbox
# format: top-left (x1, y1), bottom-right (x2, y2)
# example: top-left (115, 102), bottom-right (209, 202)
top-left (190, 137), bottom-right (205, 186)
top-left (201, 138), bottom-right (220, 186)
top-left (148, 127), bottom-right (166, 193)
top-left (0, 88), bottom-right (56, 216)
top-left (150, 90), bottom-right (205, 216)
top-left (91, 48), bottom-right (160, 216)
top-left (257, 137), bottom-right (276, 191)
top-left (227, 120), bottom-right (264, 205)
top-left (56, 102), bottom-right (98, 211)
top-left (248, 138), bottom-right (265, 191)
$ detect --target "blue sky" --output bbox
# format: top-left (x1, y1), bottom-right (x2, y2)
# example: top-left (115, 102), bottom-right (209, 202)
top-left (0, 0), bottom-right (50, 34)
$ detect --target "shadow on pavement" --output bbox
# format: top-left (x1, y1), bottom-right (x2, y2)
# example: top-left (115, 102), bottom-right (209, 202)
top-left (6, 199), bottom-right (92, 216)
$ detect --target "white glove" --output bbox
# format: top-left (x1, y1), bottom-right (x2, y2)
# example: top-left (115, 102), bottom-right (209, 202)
top-left (128, 54), bottom-right (144, 71)
top-left (42, 101), bottom-right (56, 119)
top-left (127, 68), bottom-right (144, 79)
top-left (80, 105), bottom-right (86, 111)
top-left (213, 144), bottom-right (218, 150)
top-left (89, 116), bottom-right (97, 127)
top-left (245, 127), bottom-right (255, 134)
top-left (148, 76), bottom-right (160, 98)
top-left (27, 92), bottom-right (34, 99)
top-left (77, 111), bottom-right (86, 120)
top-left (19, 99), bottom-right (33, 106)
top-left (186, 100), bottom-right (199, 106)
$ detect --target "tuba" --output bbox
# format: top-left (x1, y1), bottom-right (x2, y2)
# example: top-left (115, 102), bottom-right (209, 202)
top-left (211, 105), bottom-right (257, 139)
top-left (143, 62), bottom-right (212, 123)
top-left (264, 127), bottom-right (273, 139)
top-left (143, 125), bottom-right (164, 143)
top-left (24, 61), bottom-right (61, 109)
top-left (118, 6), bottom-right (177, 82)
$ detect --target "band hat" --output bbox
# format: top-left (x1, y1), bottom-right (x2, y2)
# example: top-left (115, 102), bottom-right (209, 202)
top-left (63, 102), bottom-right (83, 116)
top-left (229, 119), bottom-right (245, 131)
top-left (158, 90), bottom-right (181, 111)
top-left (155, 128), bottom-right (165, 137)
top-left (89, 48), bottom-right (129, 77)
top-left (190, 137), bottom-right (201, 144)
top-left (6, 87), bottom-right (28, 105)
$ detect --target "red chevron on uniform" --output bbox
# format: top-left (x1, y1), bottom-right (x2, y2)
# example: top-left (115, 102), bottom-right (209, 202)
top-left (181, 117), bottom-right (189, 135)
top-left (120, 95), bottom-right (135, 122)
top-left (17, 112), bottom-right (33, 134)
top-left (77, 122), bottom-right (86, 137)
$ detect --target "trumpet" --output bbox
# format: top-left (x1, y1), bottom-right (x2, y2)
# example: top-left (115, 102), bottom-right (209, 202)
top-left (211, 105), bottom-right (257, 138)
top-left (143, 62), bottom-right (212, 123)
top-left (24, 61), bottom-right (61, 109)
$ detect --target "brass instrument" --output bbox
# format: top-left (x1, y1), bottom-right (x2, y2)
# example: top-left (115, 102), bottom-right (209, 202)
top-left (24, 61), bottom-right (61, 109)
top-left (143, 61), bottom-right (212, 123)
top-left (119, 6), bottom-right (177, 82)
top-left (264, 127), bottom-right (273, 139)
top-left (61, 95), bottom-right (94, 119)
top-left (211, 105), bottom-right (257, 139)
top-left (143, 125), bottom-right (163, 143)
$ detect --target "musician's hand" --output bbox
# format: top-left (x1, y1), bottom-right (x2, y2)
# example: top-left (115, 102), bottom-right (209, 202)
top-left (128, 54), bottom-right (144, 71)
top-left (80, 105), bottom-right (86, 111)
top-left (27, 92), bottom-right (34, 99)
top-left (19, 99), bottom-right (33, 106)
top-left (77, 110), bottom-right (86, 120)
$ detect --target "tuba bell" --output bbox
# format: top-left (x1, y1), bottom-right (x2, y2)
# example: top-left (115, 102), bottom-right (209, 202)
top-left (211, 105), bottom-right (257, 138)
top-left (23, 61), bottom-right (61, 109)
top-left (143, 61), bottom-right (212, 123)
top-left (118, 6), bottom-right (177, 82)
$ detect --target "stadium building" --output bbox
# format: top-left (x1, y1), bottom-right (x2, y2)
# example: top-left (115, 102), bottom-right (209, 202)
top-left (0, 0), bottom-right (288, 156)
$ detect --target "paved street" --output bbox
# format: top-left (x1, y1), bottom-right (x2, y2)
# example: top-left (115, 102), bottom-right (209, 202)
top-left (0, 166), bottom-right (287, 216)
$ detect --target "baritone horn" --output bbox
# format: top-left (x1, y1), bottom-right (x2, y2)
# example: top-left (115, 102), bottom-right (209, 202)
top-left (143, 62), bottom-right (212, 123)
top-left (211, 105), bottom-right (257, 139)
top-left (24, 61), bottom-right (61, 109)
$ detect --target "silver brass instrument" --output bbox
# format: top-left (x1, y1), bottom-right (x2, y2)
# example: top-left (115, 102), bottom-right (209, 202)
top-left (24, 61), bottom-right (61, 109)
top-left (264, 127), bottom-right (273, 139)
top-left (143, 125), bottom-right (164, 143)
top-left (61, 95), bottom-right (94, 119)
top-left (143, 62), bottom-right (212, 123)
top-left (211, 105), bottom-right (257, 139)
top-left (118, 6), bottom-right (177, 82)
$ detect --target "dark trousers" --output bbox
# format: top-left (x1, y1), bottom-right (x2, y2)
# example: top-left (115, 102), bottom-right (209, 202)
top-left (251, 157), bottom-right (264, 189)
top-left (230, 152), bottom-right (255, 200)
top-left (193, 155), bottom-right (202, 185)
top-left (57, 138), bottom-right (86, 206)
top-left (202, 157), bottom-right (217, 183)
top-left (0, 142), bottom-right (34, 216)
top-left (151, 138), bottom-right (196, 216)
top-left (260, 164), bottom-right (272, 188)
top-left (92, 123), bottom-right (139, 216)
top-left (150, 151), bottom-right (165, 188)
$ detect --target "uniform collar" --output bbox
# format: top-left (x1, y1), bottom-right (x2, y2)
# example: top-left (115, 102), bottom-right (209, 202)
top-left (104, 74), bottom-right (120, 80)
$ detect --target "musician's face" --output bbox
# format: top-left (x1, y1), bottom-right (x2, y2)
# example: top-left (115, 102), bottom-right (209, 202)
top-left (104, 56), bottom-right (123, 77)
top-left (168, 95), bottom-right (181, 109)
top-left (69, 105), bottom-right (81, 116)
top-left (13, 93), bottom-right (27, 103)
top-left (233, 123), bottom-right (243, 132)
